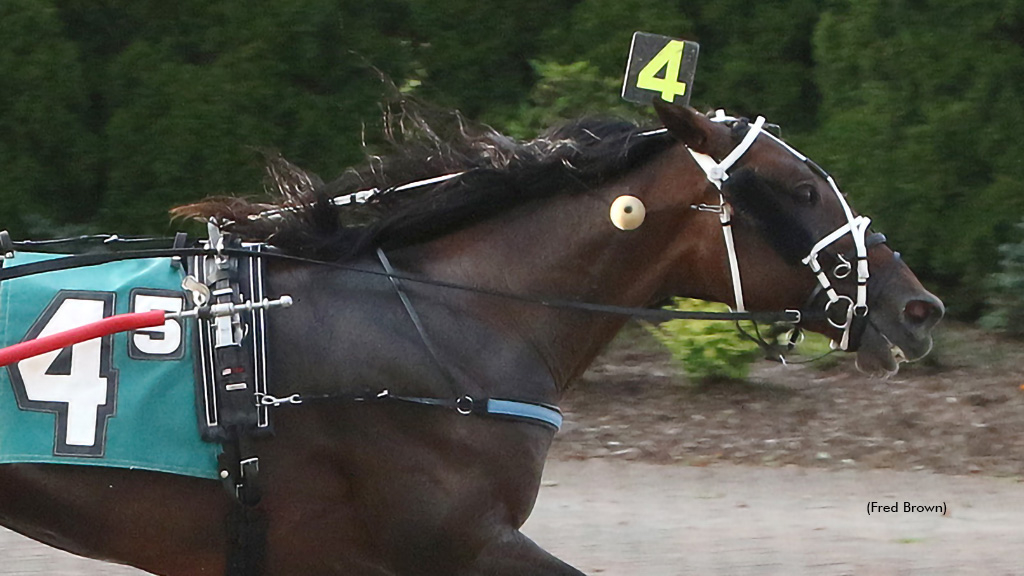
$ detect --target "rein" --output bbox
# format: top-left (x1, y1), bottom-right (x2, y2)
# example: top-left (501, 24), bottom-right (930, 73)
top-left (0, 240), bottom-right (805, 325)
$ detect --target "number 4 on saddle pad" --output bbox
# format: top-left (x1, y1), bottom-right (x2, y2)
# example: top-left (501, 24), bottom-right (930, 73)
top-left (621, 32), bottom-right (700, 106)
top-left (0, 253), bottom-right (220, 478)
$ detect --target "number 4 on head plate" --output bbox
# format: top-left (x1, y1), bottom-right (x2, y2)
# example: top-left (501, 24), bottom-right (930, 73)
top-left (621, 32), bottom-right (699, 107)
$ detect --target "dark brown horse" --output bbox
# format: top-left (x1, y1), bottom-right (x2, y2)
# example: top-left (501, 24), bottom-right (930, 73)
top-left (0, 101), bottom-right (942, 575)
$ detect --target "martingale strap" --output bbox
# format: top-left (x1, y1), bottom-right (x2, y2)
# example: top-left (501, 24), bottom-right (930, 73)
top-left (376, 394), bottom-right (563, 430)
top-left (259, 389), bottom-right (564, 431)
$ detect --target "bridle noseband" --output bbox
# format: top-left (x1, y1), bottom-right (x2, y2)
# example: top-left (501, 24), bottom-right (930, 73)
top-left (680, 110), bottom-right (880, 352)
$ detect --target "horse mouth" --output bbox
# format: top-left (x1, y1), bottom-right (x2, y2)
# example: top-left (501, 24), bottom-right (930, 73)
top-left (854, 319), bottom-right (936, 378)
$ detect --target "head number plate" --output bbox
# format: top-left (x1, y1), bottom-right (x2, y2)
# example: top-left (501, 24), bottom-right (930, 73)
top-left (621, 32), bottom-right (700, 106)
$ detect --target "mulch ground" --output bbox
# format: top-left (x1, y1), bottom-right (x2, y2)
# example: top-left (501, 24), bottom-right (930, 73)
top-left (550, 321), bottom-right (1024, 478)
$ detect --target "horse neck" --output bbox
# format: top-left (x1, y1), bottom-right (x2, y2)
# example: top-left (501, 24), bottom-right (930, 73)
top-left (402, 145), bottom-right (718, 394)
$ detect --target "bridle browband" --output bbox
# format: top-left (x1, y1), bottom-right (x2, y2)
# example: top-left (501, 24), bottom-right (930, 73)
top-left (661, 109), bottom-right (882, 352)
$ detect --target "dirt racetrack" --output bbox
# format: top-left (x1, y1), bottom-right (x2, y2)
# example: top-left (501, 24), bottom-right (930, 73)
top-left (3, 322), bottom-right (1024, 574)
top-left (3, 461), bottom-right (1023, 575)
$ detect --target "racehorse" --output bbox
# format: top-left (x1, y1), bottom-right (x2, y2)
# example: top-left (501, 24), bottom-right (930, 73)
top-left (0, 100), bottom-right (943, 575)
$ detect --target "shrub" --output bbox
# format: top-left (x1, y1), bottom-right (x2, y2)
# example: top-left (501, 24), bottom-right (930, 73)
top-left (981, 220), bottom-right (1024, 337)
top-left (645, 298), bottom-right (761, 382)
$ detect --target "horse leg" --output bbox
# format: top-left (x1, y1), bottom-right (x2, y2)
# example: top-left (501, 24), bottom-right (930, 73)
top-left (464, 528), bottom-right (586, 576)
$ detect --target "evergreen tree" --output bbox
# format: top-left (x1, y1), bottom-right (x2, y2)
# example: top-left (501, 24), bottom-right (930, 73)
top-left (695, 0), bottom-right (820, 130)
top-left (0, 0), bottom-right (98, 236)
top-left (811, 0), bottom-right (1024, 316)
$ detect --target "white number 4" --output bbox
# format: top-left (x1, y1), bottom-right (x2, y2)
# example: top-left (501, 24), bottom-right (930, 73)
top-left (8, 291), bottom-right (118, 457)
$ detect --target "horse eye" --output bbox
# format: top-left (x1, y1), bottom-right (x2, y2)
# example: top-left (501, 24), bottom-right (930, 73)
top-left (793, 184), bottom-right (818, 206)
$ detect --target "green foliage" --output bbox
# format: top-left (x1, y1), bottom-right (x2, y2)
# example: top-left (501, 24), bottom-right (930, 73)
top-left (406, 0), bottom-right (575, 117)
top-left (646, 299), bottom-right (761, 382)
top-left (694, 0), bottom-right (820, 130)
top-left (0, 0), bottom-right (99, 236)
top-left (1, 0), bottom-right (1023, 321)
top-left (95, 0), bottom-right (417, 234)
top-left (538, 0), bottom-right (695, 78)
top-left (981, 221), bottom-right (1024, 336)
top-left (494, 60), bottom-right (648, 139)
top-left (809, 0), bottom-right (1024, 317)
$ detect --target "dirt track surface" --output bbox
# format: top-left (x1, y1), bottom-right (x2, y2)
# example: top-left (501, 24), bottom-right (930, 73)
top-left (525, 460), bottom-right (1024, 576)
top-left (3, 322), bottom-right (1024, 574)
top-left (2, 460), bottom-right (1024, 575)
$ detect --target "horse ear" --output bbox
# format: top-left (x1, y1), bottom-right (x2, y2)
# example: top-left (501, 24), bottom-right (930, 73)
top-left (653, 99), bottom-right (715, 153)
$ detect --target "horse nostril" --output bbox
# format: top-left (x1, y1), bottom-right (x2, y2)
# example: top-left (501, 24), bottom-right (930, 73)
top-left (903, 297), bottom-right (944, 329)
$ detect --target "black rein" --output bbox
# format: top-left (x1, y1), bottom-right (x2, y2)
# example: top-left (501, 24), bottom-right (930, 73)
top-left (0, 242), bottom-right (807, 325)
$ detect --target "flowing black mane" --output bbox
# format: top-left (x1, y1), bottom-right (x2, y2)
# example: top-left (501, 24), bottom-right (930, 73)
top-left (174, 105), bottom-right (675, 261)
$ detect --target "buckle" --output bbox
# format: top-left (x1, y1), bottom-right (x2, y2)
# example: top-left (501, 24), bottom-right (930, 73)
top-left (240, 457), bottom-right (259, 478)
top-left (455, 395), bottom-right (475, 415)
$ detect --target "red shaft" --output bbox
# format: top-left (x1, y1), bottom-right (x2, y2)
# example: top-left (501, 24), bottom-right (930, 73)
top-left (0, 309), bottom-right (167, 367)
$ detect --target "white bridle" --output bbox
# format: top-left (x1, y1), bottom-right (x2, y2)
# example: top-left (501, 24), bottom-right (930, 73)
top-left (678, 110), bottom-right (872, 351)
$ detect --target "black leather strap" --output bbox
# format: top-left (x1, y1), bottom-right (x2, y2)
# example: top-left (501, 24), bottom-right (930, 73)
top-left (1, 243), bottom-right (804, 324)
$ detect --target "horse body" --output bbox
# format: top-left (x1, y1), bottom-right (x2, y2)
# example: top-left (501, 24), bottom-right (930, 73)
top-left (0, 102), bottom-right (943, 575)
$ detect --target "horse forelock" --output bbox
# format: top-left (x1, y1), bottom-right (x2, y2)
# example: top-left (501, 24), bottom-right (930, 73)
top-left (174, 103), bottom-right (675, 261)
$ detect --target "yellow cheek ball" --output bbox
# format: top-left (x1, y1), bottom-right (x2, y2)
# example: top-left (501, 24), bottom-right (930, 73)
top-left (609, 195), bottom-right (646, 230)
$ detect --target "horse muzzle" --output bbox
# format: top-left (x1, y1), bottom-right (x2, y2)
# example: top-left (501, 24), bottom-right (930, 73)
top-left (855, 287), bottom-right (944, 376)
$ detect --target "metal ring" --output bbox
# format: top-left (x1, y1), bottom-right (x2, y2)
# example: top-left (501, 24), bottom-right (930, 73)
top-left (782, 328), bottom-right (806, 346)
top-left (455, 395), bottom-right (474, 415)
top-left (833, 254), bottom-right (852, 279)
top-left (825, 295), bottom-right (854, 330)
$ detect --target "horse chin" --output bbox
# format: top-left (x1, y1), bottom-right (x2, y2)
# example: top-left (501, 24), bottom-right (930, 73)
top-left (854, 329), bottom-right (901, 379)
top-left (853, 323), bottom-right (934, 379)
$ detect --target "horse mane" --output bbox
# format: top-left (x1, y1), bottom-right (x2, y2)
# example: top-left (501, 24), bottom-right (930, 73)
top-left (172, 101), bottom-right (675, 261)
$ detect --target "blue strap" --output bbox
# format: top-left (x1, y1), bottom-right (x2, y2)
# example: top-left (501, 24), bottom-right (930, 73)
top-left (379, 393), bottom-right (563, 431)
top-left (486, 399), bottom-right (563, 431)
top-left (275, 391), bottom-right (564, 432)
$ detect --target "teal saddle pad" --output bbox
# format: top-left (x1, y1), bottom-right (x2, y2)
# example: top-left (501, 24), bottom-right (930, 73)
top-left (0, 253), bottom-right (220, 479)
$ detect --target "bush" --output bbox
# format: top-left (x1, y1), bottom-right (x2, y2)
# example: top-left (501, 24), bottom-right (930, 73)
top-left (645, 298), bottom-right (761, 382)
top-left (981, 221), bottom-right (1024, 337)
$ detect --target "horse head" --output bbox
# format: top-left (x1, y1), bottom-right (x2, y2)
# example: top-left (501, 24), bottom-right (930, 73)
top-left (650, 100), bottom-right (943, 376)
